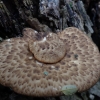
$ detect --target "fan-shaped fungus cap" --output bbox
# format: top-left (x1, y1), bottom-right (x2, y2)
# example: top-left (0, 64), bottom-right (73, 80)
top-left (0, 27), bottom-right (100, 97)
top-left (29, 33), bottom-right (67, 63)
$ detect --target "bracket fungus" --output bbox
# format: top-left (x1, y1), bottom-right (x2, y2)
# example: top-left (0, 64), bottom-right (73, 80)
top-left (0, 27), bottom-right (100, 97)
top-left (29, 33), bottom-right (67, 63)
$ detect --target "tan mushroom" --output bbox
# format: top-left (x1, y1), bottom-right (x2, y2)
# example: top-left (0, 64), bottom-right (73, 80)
top-left (0, 27), bottom-right (100, 97)
top-left (29, 33), bottom-right (67, 63)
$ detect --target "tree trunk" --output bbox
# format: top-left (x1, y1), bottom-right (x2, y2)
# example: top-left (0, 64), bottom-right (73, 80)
top-left (0, 0), bottom-right (94, 39)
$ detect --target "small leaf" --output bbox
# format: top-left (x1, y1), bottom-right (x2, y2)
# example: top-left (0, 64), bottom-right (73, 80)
top-left (61, 85), bottom-right (78, 95)
top-left (43, 71), bottom-right (48, 76)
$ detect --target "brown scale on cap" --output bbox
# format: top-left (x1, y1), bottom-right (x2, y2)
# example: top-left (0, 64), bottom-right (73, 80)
top-left (0, 27), bottom-right (100, 97)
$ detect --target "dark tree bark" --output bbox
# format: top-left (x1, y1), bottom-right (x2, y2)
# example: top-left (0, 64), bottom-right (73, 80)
top-left (0, 0), bottom-right (94, 39)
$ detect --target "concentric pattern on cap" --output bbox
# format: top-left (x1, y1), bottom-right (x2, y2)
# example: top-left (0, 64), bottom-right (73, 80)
top-left (0, 27), bottom-right (100, 97)
top-left (29, 33), bottom-right (67, 63)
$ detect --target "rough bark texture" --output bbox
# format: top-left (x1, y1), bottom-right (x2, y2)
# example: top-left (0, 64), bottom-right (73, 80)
top-left (0, 0), bottom-right (94, 39)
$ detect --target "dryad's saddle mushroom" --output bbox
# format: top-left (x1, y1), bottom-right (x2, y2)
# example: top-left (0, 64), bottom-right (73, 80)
top-left (29, 33), bottom-right (67, 63)
top-left (0, 27), bottom-right (100, 97)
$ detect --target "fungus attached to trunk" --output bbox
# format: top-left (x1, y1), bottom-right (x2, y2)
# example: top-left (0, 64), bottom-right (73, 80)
top-left (0, 27), bottom-right (100, 97)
